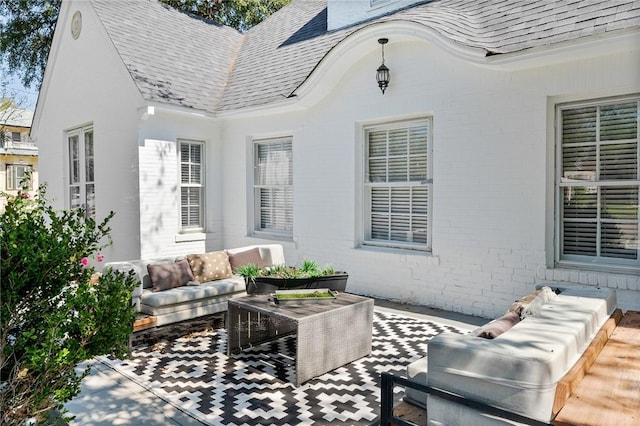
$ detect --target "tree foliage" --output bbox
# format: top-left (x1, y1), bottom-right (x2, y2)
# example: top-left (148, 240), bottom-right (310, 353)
top-left (0, 0), bottom-right (60, 90)
top-left (162, 0), bottom-right (291, 31)
top-left (0, 0), bottom-right (291, 90)
top-left (0, 185), bottom-right (138, 424)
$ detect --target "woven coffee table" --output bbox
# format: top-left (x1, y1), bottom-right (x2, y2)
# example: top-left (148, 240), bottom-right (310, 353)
top-left (227, 292), bottom-right (374, 386)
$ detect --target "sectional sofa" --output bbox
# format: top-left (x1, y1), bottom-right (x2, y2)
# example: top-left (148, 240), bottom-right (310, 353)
top-left (404, 286), bottom-right (617, 425)
top-left (104, 244), bottom-right (285, 327)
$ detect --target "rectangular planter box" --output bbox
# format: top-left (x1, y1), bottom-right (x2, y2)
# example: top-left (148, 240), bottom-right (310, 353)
top-left (245, 272), bottom-right (348, 295)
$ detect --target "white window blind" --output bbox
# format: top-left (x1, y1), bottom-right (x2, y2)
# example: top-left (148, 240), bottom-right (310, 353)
top-left (179, 140), bottom-right (204, 230)
top-left (558, 98), bottom-right (639, 267)
top-left (254, 137), bottom-right (293, 235)
top-left (365, 120), bottom-right (431, 250)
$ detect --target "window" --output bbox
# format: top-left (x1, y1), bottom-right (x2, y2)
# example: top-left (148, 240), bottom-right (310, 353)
top-left (6, 164), bottom-right (32, 190)
top-left (68, 126), bottom-right (95, 219)
top-left (11, 132), bottom-right (21, 142)
top-left (253, 137), bottom-right (293, 236)
top-left (179, 140), bottom-right (204, 231)
top-left (364, 119), bottom-right (431, 251)
top-left (557, 97), bottom-right (639, 269)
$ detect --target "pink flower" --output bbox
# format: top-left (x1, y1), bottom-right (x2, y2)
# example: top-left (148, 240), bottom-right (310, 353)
top-left (96, 253), bottom-right (105, 263)
top-left (81, 257), bottom-right (89, 267)
top-left (20, 193), bottom-right (30, 199)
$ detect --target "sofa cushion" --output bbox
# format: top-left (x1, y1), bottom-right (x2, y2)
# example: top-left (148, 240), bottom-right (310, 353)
top-left (227, 247), bottom-right (267, 272)
top-left (140, 276), bottom-right (246, 310)
top-left (187, 251), bottom-right (233, 283)
top-left (147, 259), bottom-right (194, 292)
top-left (426, 288), bottom-right (617, 423)
top-left (473, 311), bottom-right (520, 339)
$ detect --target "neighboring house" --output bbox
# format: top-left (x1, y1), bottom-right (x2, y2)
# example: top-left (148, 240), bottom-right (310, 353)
top-left (0, 106), bottom-right (37, 210)
top-left (31, 0), bottom-right (640, 317)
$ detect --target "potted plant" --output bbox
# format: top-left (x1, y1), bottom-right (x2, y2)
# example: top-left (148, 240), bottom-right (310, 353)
top-left (236, 259), bottom-right (348, 294)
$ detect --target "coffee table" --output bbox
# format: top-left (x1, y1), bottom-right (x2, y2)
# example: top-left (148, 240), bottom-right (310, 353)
top-left (227, 292), bottom-right (374, 386)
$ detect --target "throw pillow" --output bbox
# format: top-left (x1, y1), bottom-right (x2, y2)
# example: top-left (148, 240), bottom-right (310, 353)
top-left (147, 259), bottom-right (194, 292)
top-left (227, 247), bottom-right (267, 272)
top-left (474, 311), bottom-right (521, 339)
top-left (187, 251), bottom-right (233, 283)
top-left (508, 289), bottom-right (542, 315)
top-left (521, 286), bottom-right (558, 318)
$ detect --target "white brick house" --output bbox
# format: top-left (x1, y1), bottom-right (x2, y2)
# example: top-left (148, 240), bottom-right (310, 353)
top-left (31, 0), bottom-right (640, 317)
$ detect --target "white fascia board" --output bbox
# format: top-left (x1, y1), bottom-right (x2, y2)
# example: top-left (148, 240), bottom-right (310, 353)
top-left (31, 0), bottom-right (75, 132)
top-left (214, 96), bottom-right (304, 120)
top-left (218, 20), bottom-right (487, 118)
top-left (139, 101), bottom-right (217, 120)
top-left (293, 21), bottom-right (487, 106)
top-left (484, 28), bottom-right (640, 70)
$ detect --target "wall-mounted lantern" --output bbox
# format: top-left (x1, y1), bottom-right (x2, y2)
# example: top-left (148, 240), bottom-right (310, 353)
top-left (376, 38), bottom-right (390, 94)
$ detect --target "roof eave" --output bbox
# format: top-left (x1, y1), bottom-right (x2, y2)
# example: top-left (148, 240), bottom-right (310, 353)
top-left (484, 27), bottom-right (640, 70)
top-left (216, 96), bottom-right (303, 119)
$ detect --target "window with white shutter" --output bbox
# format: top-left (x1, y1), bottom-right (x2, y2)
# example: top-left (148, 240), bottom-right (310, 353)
top-left (364, 119), bottom-right (431, 251)
top-left (179, 140), bottom-right (204, 231)
top-left (557, 97), bottom-right (639, 269)
top-left (253, 137), bottom-right (293, 236)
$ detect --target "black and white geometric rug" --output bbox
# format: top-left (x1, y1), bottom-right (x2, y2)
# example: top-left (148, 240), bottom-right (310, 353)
top-left (102, 311), bottom-right (468, 426)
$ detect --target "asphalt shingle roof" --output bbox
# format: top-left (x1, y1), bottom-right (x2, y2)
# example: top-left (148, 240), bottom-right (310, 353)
top-left (92, 0), bottom-right (243, 113)
top-left (89, 0), bottom-right (640, 113)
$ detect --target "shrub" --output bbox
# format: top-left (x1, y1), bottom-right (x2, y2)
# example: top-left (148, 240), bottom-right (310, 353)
top-left (0, 185), bottom-right (137, 425)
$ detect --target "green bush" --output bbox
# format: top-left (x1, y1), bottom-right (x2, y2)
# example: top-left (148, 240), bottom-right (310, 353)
top-left (0, 186), bottom-right (137, 425)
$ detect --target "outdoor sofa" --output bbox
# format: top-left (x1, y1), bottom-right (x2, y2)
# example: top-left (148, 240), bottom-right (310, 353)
top-left (402, 286), bottom-right (617, 425)
top-left (104, 244), bottom-right (285, 327)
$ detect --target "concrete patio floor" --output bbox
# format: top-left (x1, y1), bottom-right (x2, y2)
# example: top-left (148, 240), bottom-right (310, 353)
top-left (63, 299), bottom-right (486, 426)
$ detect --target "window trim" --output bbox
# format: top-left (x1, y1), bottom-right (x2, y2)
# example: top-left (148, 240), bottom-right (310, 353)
top-left (362, 118), bottom-right (433, 252)
top-left (252, 136), bottom-right (293, 238)
top-left (178, 139), bottom-right (205, 233)
top-left (554, 95), bottom-right (640, 272)
top-left (66, 125), bottom-right (95, 219)
top-left (6, 164), bottom-right (32, 190)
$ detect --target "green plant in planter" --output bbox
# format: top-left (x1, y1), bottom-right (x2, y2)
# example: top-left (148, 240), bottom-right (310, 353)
top-left (235, 263), bottom-right (261, 283)
top-left (236, 259), bottom-right (335, 281)
top-left (236, 259), bottom-right (344, 294)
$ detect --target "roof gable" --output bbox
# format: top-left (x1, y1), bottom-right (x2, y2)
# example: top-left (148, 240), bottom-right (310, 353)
top-left (92, 0), bottom-right (243, 113)
top-left (77, 0), bottom-right (640, 114)
top-left (219, 0), bottom-right (640, 112)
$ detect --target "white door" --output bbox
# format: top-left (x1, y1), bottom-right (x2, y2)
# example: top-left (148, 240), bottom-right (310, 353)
top-left (68, 127), bottom-right (95, 219)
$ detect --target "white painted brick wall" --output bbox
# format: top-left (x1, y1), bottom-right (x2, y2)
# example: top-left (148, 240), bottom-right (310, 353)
top-left (220, 42), bottom-right (640, 318)
top-left (33, 4), bottom-right (640, 320)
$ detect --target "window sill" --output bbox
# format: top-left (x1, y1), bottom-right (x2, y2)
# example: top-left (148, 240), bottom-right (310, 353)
top-left (175, 232), bottom-right (206, 243)
top-left (553, 261), bottom-right (640, 276)
top-left (358, 244), bottom-right (439, 265)
top-left (251, 231), bottom-right (294, 242)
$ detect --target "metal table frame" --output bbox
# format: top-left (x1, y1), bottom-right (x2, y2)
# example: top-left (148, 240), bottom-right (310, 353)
top-left (227, 292), bottom-right (374, 386)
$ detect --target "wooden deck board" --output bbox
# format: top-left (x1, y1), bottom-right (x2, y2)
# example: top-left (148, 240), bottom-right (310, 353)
top-left (133, 315), bottom-right (157, 332)
top-left (552, 309), bottom-right (623, 416)
top-left (554, 311), bottom-right (640, 426)
top-left (391, 401), bottom-right (426, 426)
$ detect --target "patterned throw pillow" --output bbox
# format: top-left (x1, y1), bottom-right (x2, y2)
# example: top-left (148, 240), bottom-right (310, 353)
top-left (147, 259), bottom-right (194, 292)
top-left (227, 247), bottom-right (267, 272)
top-left (187, 251), bottom-right (233, 283)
